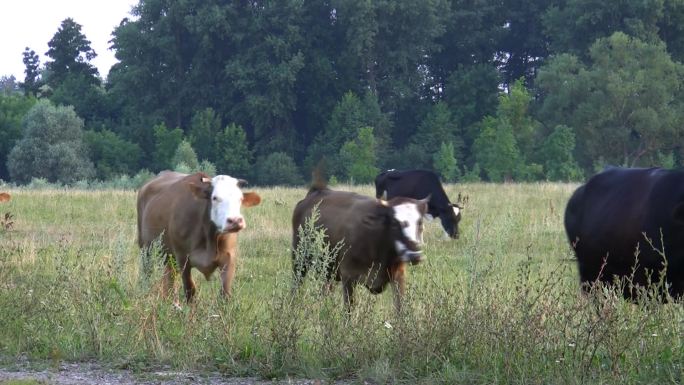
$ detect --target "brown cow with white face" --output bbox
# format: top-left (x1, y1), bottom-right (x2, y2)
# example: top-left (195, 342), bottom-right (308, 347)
top-left (292, 184), bottom-right (428, 313)
top-left (137, 171), bottom-right (261, 303)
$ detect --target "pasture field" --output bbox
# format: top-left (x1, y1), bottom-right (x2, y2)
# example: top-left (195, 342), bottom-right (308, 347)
top-left (0, 183), bottom-right (681, 384)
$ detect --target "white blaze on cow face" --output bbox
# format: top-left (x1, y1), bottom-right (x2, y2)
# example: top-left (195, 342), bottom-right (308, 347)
top-left (392, 202), bottom-right (424, 246)
top-left (452, 206), bottom-right (460, 217)
top-left (209, 175), bottom-right (246, 233)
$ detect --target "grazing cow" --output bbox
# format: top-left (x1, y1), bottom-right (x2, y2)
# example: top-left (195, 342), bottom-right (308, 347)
top-left (137, 171), bottom-right (261, 303)
top-left (0, 193), bottom-right (10, 202)
top-left (375, 169), bottom-right (466, 239)
top-left (564, 167), bottom-right (684, 300)
top-left (292, 182), bottom-right (429, 312)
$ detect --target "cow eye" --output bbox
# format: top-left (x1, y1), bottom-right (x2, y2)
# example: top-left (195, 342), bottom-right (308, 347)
top-left (401, 220), bottom-right (409, 228)
top-left (212, 196), bottom-right (219, 202)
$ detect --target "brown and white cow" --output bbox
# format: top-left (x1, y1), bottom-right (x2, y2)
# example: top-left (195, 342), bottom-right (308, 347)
top-left (137, 171), bottom-right (261, 303)
top-left (292, 183), bottom-right (428, 312)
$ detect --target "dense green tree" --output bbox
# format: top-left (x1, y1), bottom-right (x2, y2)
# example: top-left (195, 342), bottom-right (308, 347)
top-left (151, 123), bottom-right (184, 172)
top-left (253, 152), bottom-right (303, 186)
top-left (0, 76), bottom-right (20, 95)
top-left (543, 0), bottom-right (663, 58)
top-left (539, 125), bottom-right (583, 181)
top-left (339, 126), bottom-right (379, 183)
top-left (498, 0), bottom-right (552, 85)
top-left (306, 92), bottom-right (367, 176)
top-left (473, 116), bottom-right (523, 182)
top-left (214, 123), bottom-right (252, 178)
top-left (536, 32), bottom-right (684, 170)
top-left (0, 94), bottom-right (36, 180)
top-left (172, 139), bottom-right (200, 173)
top-left (7, 100), bottom-right (94, 184)
top-left (44, 18), bottom-right (106, 126)
top-left (21, 48), bottom-right (41, 97)
top-left (189, 108), bottom-right (221, 162)
top-left (84, 129), bottom-right (141, 180)
top-left (433, 141), bottom-right (459, 182)
top-left (444, 64), bottom-right (501, 153)
top-left (405, 102), bottom-right (462, 169)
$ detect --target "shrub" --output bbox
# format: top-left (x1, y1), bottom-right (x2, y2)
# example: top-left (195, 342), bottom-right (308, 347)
top-left (253, 152), bottom-right (303, 186)
top-left (7, 100), bottom-right (95, 184)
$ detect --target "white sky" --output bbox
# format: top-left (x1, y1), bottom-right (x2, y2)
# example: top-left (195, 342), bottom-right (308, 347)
top-left (0, 0), bottom-right (139, 81)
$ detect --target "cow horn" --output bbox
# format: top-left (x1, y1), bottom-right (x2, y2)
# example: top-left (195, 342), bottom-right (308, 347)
top-left (201, 177), bottom-right (211, 184)
top-left (237, 179), bottom-right (249, 187)
top-left (455, 193), bottom-right (468, 209)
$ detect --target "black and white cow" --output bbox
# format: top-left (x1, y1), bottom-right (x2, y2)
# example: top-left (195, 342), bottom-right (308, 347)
top-left (375, 169), bottom-right (466, 239)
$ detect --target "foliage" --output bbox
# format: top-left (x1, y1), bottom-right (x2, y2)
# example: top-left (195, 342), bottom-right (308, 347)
top-left (214, 123), bottom-right (252, 178)
top-left (474, 80), bottom-right (543, 182)
top-left (84, 129), bottom-right (141, 180)
top-left (151, 123), bottom-right (183, 172)
top-left (474, 116), bottom-right (523, 182)
top-left (253, 152), bottom-right (303, 186)
top-left (20, 48), bottom-right (41, 97)
top-left (7, 100), bottom-right (95, 184)
top-left (339, 126), bottom-right (379, 184)
top-left (539, 125), bottom-right (583, 181)
top-left (433, 141), bottom-right (459, 182)
top-left (188, 108), bottom-right (221, 163)
top-left (406, 101), bottom-right (462, 169)
top-left (0, 94), bottom-right (36, 181)
top-left (536, 32), bottom-right (684, 171)
top-left (171, 140), bottom-right (200, 173)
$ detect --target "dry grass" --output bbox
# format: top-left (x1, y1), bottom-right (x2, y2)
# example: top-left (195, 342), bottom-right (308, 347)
top-left (0, 183), bottom-right (681, 384)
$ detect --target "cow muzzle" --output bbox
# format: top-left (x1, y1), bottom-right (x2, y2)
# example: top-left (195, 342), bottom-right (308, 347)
top-left (395, 240), bottom-right (423, 265)
top-left (223, 216), bottom-right (245, 233)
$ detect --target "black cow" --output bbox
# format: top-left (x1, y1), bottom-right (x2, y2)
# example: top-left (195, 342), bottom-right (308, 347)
top-left (564, 167), bottom-right (684, 300)
top-left (375, 169), bottom-right (466, 239)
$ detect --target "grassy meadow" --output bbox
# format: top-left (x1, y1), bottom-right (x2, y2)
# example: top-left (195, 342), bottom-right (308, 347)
top-left (0, 183), bottom-right (681, 384)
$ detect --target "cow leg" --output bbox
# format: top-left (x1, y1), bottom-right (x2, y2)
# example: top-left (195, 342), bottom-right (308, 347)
top-left (391, 263), bottom-right (407, 314)
top-left (220, 253), bottom-right (237, 298)
top-left (342, 279), bottom-right (355, 313)
top-left (181, 263), bottom-right (196, 303)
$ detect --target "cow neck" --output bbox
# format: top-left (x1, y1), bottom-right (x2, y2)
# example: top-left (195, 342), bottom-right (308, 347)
top-left (197, 198), bottom-right (221, 254)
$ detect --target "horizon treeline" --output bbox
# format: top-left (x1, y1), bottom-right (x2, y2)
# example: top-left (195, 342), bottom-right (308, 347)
top-left (2, 0), bottom-right (684, 186)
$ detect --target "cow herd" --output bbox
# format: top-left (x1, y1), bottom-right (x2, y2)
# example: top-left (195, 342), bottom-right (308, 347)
top-left (134, 166), bottom-right (683, 310)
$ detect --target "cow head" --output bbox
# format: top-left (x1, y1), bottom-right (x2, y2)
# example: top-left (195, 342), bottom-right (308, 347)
top-left (442, 193), bottom-right (468, 239)
top-left (385, 197), bottom-right (429, 264)
top-left (190, 175), bottom-right (261, 233)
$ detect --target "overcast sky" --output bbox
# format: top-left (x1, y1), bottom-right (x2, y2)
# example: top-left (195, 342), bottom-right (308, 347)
top-left (0, 0), bottom-right (138, 81)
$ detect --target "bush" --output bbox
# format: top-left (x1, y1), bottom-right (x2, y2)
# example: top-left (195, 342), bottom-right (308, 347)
top-left (7, 100), bottom-right (95, 184)
top-left (253, 152), bottom-right (303, 186)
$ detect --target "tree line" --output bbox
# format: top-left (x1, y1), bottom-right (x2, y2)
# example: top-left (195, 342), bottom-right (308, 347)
top-left (2, 0), bottom-right (684, 186)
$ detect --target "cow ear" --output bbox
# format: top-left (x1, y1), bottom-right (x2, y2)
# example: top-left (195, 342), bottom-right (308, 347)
top-left (362, 206), bottom-right (392, 228)
top-left (242, 192), bottom-right (261, 207)
top-left (672, 203), bottom-right (684, 225)
top-left (189, 181), bottom-right (212, 200)
top-left (237, 179), bottom-right (249, 188)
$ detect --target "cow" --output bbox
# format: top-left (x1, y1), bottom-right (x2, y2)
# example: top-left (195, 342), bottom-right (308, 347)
top-left (564, 167), bottom-right (684, 300)
top-left (137, 171), bottom-right (261, 304)
top-left (0, 193), bottom-right (10, 202)
top-left (375, 169), bottom-right (466, 239)
top-left (292, 182), bottom-right (429, 312)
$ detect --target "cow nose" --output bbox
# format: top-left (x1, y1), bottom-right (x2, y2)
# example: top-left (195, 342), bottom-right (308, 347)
top-left (227, 216), bottom-right (245, 229)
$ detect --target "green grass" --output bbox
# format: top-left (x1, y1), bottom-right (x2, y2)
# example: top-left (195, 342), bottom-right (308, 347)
top-left (0, 183), bottom-right (681, 384)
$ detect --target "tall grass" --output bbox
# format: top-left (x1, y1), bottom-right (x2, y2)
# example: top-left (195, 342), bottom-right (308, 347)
top-left (0, 183), bottom-right (681, 384)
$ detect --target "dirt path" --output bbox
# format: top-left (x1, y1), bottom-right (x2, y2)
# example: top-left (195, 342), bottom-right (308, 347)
top-left (0, 362), bottom-right (347, 385)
